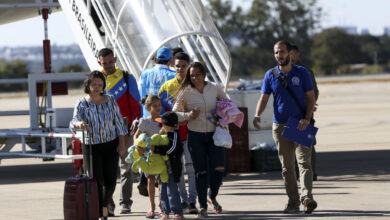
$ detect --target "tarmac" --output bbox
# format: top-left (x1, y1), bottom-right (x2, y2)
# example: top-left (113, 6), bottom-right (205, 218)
top-left (1, 74), bottom-right (390, 219)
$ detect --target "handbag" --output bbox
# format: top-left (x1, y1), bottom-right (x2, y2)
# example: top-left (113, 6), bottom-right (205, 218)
top-left (213, 126), bottom-right (232, 149)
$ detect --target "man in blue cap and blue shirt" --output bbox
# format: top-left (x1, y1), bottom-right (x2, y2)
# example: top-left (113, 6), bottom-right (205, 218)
top-left (140, 47), bottom-right (176, 117)
top-left (136, 47), bottom-right (176, 199)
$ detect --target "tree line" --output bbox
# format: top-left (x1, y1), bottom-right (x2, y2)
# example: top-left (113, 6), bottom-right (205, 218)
top-left (206, 0), bottom-right (390, 77)
top-left (1, 0), bottom-right (390, 92)
top-left (0, 60), bottom-right (87, 92)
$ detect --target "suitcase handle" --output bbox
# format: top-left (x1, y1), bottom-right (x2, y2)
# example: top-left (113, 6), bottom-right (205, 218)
top-left (82, 129), bottom-right (93, 178)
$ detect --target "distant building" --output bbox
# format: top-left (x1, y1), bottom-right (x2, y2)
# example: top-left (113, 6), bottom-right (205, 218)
top-left (384, 27), bottom-right (390, 36)
top-left (361, 28), bottom-right (370, 35)
top-left (339, 26), bottom-right (358, 35)
top-left (0, 45), bottom-right (87, 73)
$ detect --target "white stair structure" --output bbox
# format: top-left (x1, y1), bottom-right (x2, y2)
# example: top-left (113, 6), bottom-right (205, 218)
top-left (59, 0), bottom-right (232, 87)
top-left (0, 0), bottom-right (233, 161)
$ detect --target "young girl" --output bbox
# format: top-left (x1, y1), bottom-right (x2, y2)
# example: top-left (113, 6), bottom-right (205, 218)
top-left (133, 94), bottom-right (163, 218)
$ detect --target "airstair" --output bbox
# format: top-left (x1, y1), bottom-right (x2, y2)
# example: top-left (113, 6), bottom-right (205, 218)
top-left (59, 0), bottom-right (231, 86)
top-left (0, 0), bottom-right (232, 162)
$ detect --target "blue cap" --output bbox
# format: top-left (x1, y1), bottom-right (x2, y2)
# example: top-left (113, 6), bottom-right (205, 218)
top-left (156, 47), bottom-right (173, 61)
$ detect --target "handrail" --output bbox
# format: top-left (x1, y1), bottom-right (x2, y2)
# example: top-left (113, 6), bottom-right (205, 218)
top-left (0, 78), bottom-right (28, 84)
top-left (142, 30), bottom-right (232, 89)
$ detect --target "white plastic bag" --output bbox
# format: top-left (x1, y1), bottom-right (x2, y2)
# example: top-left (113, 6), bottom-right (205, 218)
top-left (213, 126), bottom-right (232, 149)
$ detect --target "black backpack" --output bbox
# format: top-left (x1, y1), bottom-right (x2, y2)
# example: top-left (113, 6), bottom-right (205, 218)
top-left (122, 71), bottom-right (130, 92)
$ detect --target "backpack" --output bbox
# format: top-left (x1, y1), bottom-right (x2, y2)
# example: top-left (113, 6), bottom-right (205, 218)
top-left (123, 70), bottom-right (130, 92)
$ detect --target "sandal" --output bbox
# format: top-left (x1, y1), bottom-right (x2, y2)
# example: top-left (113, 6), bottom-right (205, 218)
top-left (161, 213), bottom-right (169, 220)
top-left (213, 203), bottom-right (222, 214)
top-left (208, 199), bottom-right (222, 214)
top-left (197, 208), bottom-right (208, 218)
top-left (145, 211), bottom-right (155, 219)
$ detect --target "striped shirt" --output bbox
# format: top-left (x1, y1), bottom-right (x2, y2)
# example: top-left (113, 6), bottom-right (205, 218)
top-left (70, 95), bottom-right (128, 145)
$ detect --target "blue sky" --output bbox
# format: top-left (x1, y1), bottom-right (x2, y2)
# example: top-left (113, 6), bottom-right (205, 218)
top-left (0, 0), bottom-right (389, 47)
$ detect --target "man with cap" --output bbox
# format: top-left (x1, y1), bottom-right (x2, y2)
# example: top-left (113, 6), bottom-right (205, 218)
top-left (139, 47), bottom-right (176, 117)
top-left (137, 46), bottom-right (176, 203)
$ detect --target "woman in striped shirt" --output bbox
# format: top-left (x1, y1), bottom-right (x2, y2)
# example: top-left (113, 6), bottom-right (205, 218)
top-left (70, 71), bottom-right (128, 219)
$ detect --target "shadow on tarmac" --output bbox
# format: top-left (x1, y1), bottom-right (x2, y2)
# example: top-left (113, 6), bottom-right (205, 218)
top-left (316, 149), bottom-right (390, 181)
top-left (0, 150), bottom-right (389, 185)
top-left (199, 210), bottom-right (390, 219)
top-left (0, 162), bottom-right (74, 185)
top-left (223, 149), bottom-right (390, 182)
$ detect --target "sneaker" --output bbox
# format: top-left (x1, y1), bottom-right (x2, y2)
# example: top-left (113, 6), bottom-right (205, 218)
top-left (197, 208), bottom-right (208, 218)
top-left (120, 204), bottom-right (131, 214)
top-left (303, 198), bottom-right (317, 214)
top-left (283, 202), bottom-right (300, 214)
top-left (189, 203), bottom-right (198, 214)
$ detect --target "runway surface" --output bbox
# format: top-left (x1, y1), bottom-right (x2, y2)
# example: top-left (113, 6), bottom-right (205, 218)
top-left (0, 75), bottom-right (389, 219)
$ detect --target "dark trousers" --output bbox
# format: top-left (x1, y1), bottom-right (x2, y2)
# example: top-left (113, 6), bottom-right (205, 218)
top-left (187, 130), bottom-right (225, 209)
top-left (92, 138), bottom-right (119, 217)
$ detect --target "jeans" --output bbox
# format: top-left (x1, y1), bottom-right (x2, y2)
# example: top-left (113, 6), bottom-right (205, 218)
top-left (91, 138), bottom-right (119, 217)
top-left (178, 140), bottom-right (197, 204)
top-left (187, 130), bottom-right (225, 209)
top-left (160, 172), bottom-right (183, 215)
top-left (272, 123), bottom-right (313, 205)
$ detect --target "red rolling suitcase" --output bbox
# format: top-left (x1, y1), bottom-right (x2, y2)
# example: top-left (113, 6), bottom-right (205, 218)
top-left (64, 129), bottom-right (99, 220)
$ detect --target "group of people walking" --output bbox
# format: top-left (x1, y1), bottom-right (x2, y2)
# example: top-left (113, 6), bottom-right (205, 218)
top-left (70, 46), bottom-right (227, 219)
top-left (69, 39), bottom-right (319, 219)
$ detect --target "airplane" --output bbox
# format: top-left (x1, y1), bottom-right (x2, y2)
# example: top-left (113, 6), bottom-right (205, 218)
top-left (0, 0), bottom-right (237, 163)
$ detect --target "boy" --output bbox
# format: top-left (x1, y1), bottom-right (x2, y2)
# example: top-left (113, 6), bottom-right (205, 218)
top-left (154, 112), bottom-right (184, 219)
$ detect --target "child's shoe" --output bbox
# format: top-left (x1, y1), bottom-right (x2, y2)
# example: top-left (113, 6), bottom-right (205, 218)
top-left (173, 214), bottom-right (184, 219)
top-left (161, 213), bottom-right (169, 220)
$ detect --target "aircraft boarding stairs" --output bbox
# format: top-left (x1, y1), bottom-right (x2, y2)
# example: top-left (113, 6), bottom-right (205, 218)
top-left (0, 0), bottom-right (235, 162)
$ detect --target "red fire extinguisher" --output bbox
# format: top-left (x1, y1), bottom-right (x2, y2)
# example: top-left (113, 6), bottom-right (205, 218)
top-left (72, 139), bottom-right (83, 174)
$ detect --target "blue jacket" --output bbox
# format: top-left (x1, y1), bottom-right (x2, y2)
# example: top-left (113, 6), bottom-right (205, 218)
top-left (139, 64), bottom-right (176, 117)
